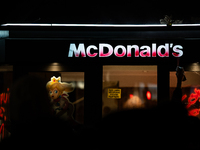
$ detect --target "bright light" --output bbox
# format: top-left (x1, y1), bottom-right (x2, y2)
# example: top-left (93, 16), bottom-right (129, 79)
top-left (51, 24), bottom-right (167, 27)
top-left (146, 91), bottom-right (151, 100)
top-left (1, 23), bottom-right (52, 26)
top-left (124, 95), bottom-right (143, 109)
top-left (129, 94), bottom-right (134, 98)
top-left (51, 62), bottom-right (60, 66)
top-left (0, 31), bottom-right (9, 38)
top-left (2, 23), bottom-right (200, 28)
top-left (1, 23), bottom-right (166, 27)
top-left (172, 24), bottom-right (200, 27)
top-left (77, 81), bottom-right (84, 89)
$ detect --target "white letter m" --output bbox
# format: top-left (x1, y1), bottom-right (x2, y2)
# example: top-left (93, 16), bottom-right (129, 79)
top-left (68, 43), bottom-right (86, 57)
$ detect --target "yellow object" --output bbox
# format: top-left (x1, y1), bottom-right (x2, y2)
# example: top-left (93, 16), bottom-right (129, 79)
top-left (107, 88), bottom-right (121, 99)
top-left (46, 76), bottom-right (74, 93)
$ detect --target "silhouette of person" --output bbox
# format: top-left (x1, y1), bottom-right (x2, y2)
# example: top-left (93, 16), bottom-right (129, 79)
top-left (0, 75), bottom-right (76, 149)
top-left (93, 67), bottom-right (200, 149)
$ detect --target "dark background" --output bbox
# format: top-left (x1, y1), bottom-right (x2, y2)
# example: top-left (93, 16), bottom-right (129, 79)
top-left (1, 0), bottom-right (200, 127)
top-left (0, 0), bottom-right (200, 24)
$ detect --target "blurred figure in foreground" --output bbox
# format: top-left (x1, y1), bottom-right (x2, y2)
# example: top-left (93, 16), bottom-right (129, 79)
top-left (92, 67), bottom-right (200, 149)
top-left (0, 75), bottom-right (77, 149)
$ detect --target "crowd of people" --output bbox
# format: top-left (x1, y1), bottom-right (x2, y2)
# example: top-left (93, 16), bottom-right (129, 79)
top-left (0, 67), bottom-right (200, 149)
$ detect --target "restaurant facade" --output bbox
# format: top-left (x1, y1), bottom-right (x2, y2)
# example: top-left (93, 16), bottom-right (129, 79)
top-left (1, 24), bottom-right (200, 140)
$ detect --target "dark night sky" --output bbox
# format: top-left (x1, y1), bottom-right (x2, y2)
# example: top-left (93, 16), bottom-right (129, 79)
top-left (0, 0), bottom-right (199, 24)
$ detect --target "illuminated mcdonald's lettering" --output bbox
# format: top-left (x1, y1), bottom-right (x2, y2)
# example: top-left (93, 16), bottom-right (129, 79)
top-left (68, 43), bottom-right (183, 58)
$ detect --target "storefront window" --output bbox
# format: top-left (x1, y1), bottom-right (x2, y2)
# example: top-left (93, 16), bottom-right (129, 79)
top-left (170, 70), bottom-right (200, 119)
top-left (0, 65), bottom-right (13, 141)
top-left (102, 65), bottom-right (157, 117)
top-left (60, 72), bottom-right (84, 124)
top-left (29, 72), bottom-right (84, 124)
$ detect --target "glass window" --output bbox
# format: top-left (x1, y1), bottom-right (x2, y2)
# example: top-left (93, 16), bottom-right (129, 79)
top-left (102, 65), bottom-right (157, 117)
top-left (170, 71), bottom-right (200, 119)
top-left (29, 72), bottom-right (84, 124)
top-left (60, 72), bottom-right (84, 124)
